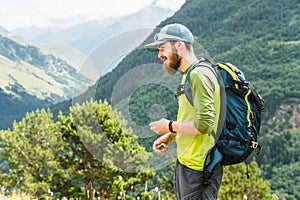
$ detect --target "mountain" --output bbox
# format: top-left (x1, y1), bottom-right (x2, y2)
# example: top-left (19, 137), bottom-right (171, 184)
top-left (1, 25), bottom-right (86, 71)
top-left (0, 28), bottom-right (93, 129)
top-left (36, 43), bottom-right (87, 71)
top-left (50, 0), bottom-right (298, 198)
top-left (93, 0), bottom-right (300, 129)
top-left (13, 5), bottom-right (175, 55)
top-left (2, 0), bottom-right (299, 197)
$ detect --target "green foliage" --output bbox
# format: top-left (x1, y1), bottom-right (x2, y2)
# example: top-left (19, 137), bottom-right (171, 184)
top-left (86, 0), bottom-right (300, 198)
top-left (58, 100), bottom-right (154, 199)
top-left (0, 109), bottom-right (69, 198)
top-left (258, 130), bottom-right (300, 170)
top-left (129, 83), bottom-right (178, 151)
top-left (0, 100), bottom-right (154, 199)
top-left (156, 162), bottom-right (176, 199)
top-left (0, 87), bottom-right (50, 130)
top-left (257, 129), bottom-right (300, 199)
top-left (129, 83), bottom-right (177, 126)
top-left (219, 160), bottom-right (273, 200)
top-left (1, 0), bottom-right (299, 198)
top-left (0, 189), bottom-right (37, 200)
top-left (268, 162), bottom-right (300, 200)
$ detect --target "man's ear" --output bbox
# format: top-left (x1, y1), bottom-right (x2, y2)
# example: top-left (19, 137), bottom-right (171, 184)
top-left (175, 41), bottom-right (184, 50)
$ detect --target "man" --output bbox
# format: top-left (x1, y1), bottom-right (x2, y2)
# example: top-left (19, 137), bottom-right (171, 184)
top-left (145, 23), bottom-right (223, 199)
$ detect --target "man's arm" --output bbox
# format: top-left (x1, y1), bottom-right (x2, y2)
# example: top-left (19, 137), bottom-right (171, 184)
top-left (149, 66), bottom-right (217, 136)
top-left (149, 118), bottom-right (201, 136)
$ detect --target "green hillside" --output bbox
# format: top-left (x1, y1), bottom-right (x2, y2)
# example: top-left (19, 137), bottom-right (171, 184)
top-left (95, 0), bottom-right (300, 119)
top-left (0, 34), bottom-right (92, 129)
top-left (31, 0), bottom-right (300, 198)
top-left (0, 0), bottom-right (298, 198)
top-left (85, 0), bottom-right (299, 198)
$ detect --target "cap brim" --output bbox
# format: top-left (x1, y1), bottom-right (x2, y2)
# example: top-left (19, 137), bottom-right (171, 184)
top-left (145, 40), bottom-right (166, 52)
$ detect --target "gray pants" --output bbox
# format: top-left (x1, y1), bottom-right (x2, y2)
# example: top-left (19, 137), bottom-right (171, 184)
top-left (174, 160), bottom-right (223, 200)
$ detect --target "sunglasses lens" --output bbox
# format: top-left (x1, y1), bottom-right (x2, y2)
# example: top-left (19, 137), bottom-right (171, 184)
top-left (154, 34), bottom-right (159, 41)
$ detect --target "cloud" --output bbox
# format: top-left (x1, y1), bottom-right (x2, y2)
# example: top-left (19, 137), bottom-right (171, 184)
top-left (0, 0), bottom-right (185, 30)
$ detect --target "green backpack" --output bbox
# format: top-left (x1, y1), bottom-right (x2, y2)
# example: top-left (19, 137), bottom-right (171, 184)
top-left (176, 57), bottom-right (265, 184)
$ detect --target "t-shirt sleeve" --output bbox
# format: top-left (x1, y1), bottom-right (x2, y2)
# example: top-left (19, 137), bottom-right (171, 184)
top-left (190, 68), bottom-right (216, 134)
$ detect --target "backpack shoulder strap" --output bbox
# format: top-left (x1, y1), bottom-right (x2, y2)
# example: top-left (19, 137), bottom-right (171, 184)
top-left (184, 58), bottom-right (217, 106)
top-left (184, 65), bottom-right (196, 106)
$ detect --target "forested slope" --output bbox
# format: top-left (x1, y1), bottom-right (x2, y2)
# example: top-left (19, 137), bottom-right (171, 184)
top-left (90, 0), bottom-right (299, 198)
top-left (95, 0), bottom-right (300, 124)
top-left (43, 0), bottom-right (300, 198)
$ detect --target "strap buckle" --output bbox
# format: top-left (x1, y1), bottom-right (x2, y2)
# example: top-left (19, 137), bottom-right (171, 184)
top-left (250, 141), bottom-right (259, 149)
top-left (175, 84), bottom-right (184, 98)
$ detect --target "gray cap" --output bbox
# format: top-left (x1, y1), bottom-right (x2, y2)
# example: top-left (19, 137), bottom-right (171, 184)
top-left (145, 23), bottom-right (194, 52)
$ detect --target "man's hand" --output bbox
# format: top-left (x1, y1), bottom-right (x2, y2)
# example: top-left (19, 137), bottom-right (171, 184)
top-left (152, 133), bottom-right (175, 155)
top-left (149, 118), bottom-right (170, 134)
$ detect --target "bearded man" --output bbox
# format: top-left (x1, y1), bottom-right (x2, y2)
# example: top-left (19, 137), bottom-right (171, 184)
top-left (145, 23), bottom-right (223, 200)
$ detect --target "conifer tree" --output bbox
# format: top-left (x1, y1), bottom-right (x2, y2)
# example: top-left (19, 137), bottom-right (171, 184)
top-left (0, 109), bottom-right (70, 198)
top-left (58, 100), bottom-right (154, 199)
top-left (219, 159), bottom-right (273, 200)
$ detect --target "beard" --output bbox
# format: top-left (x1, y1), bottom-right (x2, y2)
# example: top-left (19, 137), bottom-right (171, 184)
top-left (164, 47), bottom-right (181, 75)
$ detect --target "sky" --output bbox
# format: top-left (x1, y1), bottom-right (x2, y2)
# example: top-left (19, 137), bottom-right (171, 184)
top-left (0, 0), bottom-right (186, 31)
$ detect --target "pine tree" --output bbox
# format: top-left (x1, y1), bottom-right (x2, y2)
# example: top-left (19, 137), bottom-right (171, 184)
top-left (0, 100), bottom-right (155, 199)
top-left (58, 99), bottom-right (154, 199)
top-left (0, 109), bottom-right (69, 198)
top-left (219, 159), bottom-right (273, 200)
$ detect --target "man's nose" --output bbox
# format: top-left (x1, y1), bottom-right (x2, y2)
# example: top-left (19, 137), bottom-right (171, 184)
top-left (157, 50), bottom-right (163, 59)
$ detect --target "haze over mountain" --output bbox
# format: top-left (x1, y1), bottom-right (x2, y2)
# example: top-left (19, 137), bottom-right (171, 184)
top-left (0, 27), bottom-right (93, 129)
top-left (0, 3), bottom-right (184, 129)
top-left (13, 5), bottom-right (176, 55)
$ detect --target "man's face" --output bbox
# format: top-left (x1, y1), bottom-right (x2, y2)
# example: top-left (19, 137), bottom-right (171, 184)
top-left (157, 41), bottom-right (181, 75)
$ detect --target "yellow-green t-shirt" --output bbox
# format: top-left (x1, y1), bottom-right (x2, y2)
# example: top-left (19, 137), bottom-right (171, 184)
top-left (176, 64), bottom-right (221, 171)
